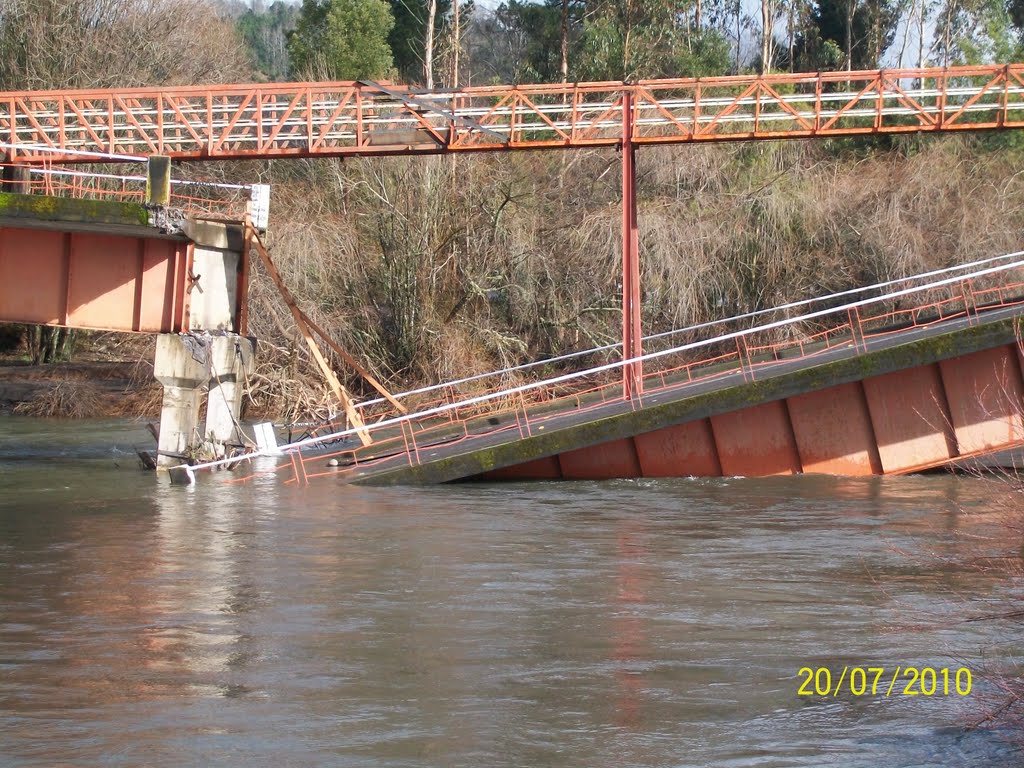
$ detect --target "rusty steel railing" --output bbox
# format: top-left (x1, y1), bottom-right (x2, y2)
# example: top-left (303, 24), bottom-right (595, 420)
top-left (174, 249), bottom-right (1024, 485)
top-left (2, 65), bottom-right (1024, 163)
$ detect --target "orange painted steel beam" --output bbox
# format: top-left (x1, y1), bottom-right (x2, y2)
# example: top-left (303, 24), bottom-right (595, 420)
top-left (481, 341), bottom-right (1024, 481)
top-left (621, 91), bottom-right (642, 398)
top-left (0, 225), bottom-right (191, 333)
top-left (3, 64), bottom-right (1024, 163)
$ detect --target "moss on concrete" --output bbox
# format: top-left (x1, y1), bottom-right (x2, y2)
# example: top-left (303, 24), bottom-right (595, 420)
top-left (0, 192), bottom-right (149, 227)
top-left (353, 315), bottom-right (1024, 485)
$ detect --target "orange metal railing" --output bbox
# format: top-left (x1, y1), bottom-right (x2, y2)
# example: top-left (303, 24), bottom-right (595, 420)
top-left (3, 64), bottom-right (1024, 163)
top-left (172, 252), bottom-right (1024, 486)
top-left (0, 160), bottom-right (260, 221)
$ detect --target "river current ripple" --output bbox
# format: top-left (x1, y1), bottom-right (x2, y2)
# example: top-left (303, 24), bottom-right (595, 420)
top-left (1, 417), bottom-right (1022, 767)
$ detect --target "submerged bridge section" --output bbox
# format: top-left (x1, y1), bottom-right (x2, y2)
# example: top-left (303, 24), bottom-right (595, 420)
top-left (9, 66), bottom-right (1024, 486)
top-left (177, 253), bottom-right (1024, 485)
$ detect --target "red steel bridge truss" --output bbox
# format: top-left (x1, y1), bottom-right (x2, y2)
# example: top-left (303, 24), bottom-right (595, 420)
top-left (4, 64), bottom-right (1024, 394)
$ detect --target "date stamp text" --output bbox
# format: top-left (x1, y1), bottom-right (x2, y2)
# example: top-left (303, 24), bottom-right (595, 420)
top-left (797, 666), bottom-right (972, 697)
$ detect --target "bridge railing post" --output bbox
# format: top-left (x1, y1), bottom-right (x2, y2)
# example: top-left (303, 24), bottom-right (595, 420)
top-left (735, 337), bottom-right (750, 382)
top-left (290, 452), bottom-right (308, 485)
top-left (621, 90), bottom-right (643, 400)
top-left (518, 391), bottom-right (533, 436)
top-left (960, 280), bottom-right (976, 325)
top-left (847, 308), bottom-right (865, 353)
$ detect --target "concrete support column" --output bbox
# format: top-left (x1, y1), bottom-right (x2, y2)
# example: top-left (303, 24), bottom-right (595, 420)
top-left (153, 334), bottom-right (210, 473)
top-left (205, 335), bottom-right (255, 451)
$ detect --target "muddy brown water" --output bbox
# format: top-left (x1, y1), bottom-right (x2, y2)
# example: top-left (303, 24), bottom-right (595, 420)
top-left (1, 417), bottom-right (1022, 767)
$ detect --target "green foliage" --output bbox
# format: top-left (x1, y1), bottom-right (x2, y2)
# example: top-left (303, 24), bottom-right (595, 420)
top-left (237, 1), bottom-right (298, 81)
top-left (288, 0), bottom-right (396, 80)
top-left (493, 0), bottom-right (562, 82)
top-left (672, 31), bottom-right (733, 78)
top-left (953, 0), bottom-right (1021, 64)
top-left (576, 1), bottom-right (730, 80)
top-left (388, 0), bottom-right (452, 84)
top-left (796, 0), bottom-right (900, 70)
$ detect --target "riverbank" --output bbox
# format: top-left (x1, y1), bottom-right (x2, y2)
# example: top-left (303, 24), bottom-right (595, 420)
top-left (0, 332), bottom-right (161, 418)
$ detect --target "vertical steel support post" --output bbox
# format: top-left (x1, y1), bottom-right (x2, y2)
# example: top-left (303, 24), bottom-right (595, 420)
top-left (621, 91), bottom-right (643, 399)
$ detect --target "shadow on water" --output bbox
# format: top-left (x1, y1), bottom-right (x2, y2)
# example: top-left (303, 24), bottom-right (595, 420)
top-left (0, 417), bottom-right (1021, 767)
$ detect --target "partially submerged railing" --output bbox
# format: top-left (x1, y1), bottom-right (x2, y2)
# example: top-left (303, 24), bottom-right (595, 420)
top-left (174, 248), bottom-right (1024, 486)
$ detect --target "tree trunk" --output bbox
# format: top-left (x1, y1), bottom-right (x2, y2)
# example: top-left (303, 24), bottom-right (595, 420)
top-left (760, 0), bottom-right (776, 73)
top-left (788, 0), bottom-right (795, 71)
top-left (27, 325), bottom-right (77, 365)
top-left (918, 0), bottom-right (925, 70)
top-left (560, 0), bottom-right (569, 83)
top-left (425, 0), bottom-right (437, 89)
top-left (735, 0), bottom-right (742, 72)
top-left (451, 0), bottom-right (460, 87)
top-left (845, 0), bottom-right (854, 70)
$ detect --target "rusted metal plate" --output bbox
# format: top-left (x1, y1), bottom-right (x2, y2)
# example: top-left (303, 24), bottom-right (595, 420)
top-left (710, 400), bottom-right (802, 476)
top-left (634, 419), bottom-right (721, 477)
top-left (0, 228), bottom-right (67, 324)
top-left (479, 456), bottom-right (563, 481)
top-left (787, 382), bottom-right (882, 475)
top-left (558, 438), bottom-right (642, 480)
top-left (939, 347), bottom-right (1024, 455)
top-left (862, 364), bottom-right (957, 472)
top-left (0, 224), bottom-right (191, 333)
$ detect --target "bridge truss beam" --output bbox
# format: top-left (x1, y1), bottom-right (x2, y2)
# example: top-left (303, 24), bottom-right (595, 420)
top-left (4, 63), bottom-right (1024, 400)
top-left (0, 65), bottom-right (1021, 164)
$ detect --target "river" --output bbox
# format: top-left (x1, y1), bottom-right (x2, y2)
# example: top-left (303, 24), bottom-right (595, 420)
top-left (1, 417), bottom-right (1022, 767)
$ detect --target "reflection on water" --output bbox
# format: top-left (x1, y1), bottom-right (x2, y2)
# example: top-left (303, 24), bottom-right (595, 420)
top-left (0, 417), bottom-right (1022, 767)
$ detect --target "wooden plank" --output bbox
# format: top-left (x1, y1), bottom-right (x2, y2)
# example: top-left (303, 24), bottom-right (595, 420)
top-left (297, 308), bottom-right (407, 414)
top-left (246, 225), bottom-right (371, 446)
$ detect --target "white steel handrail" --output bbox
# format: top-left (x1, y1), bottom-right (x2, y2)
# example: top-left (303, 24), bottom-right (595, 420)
top-left (180, 250), bottom-right (1024, 479)
top-left (343, 249), bottom-right (1024, 413)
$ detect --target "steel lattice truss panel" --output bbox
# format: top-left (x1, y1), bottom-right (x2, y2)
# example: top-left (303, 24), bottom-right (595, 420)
top-left (2, 65), bottom-right (1024, 163)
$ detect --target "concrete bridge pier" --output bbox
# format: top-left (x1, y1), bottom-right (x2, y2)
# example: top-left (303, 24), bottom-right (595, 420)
top-left (205, 334), bottom-right (255, 452)
top-left (152, 218), bottom-right (254, 475)
top-left (153, 332), bottom-right (256, 474)
top-left (153, 334), bottom-right (210, 472)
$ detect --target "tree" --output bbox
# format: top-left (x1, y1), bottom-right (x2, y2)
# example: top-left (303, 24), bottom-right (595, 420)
top-left (800, 0), bottom-right (899, 70)
top-left (577, 0), bottom-right (730, 81)
top-left (389, 0), bottom-right (451, 84)
top-left (493, 1), bottom-right (565, 82)
top-left (760, 0), bottom-right (780, 71)
top-left (237, 1), bottom-right (299, 82)
top-left (288, 0), bottom-right (395, 80)
top-left (935, 0), bottom-right (1022, 66)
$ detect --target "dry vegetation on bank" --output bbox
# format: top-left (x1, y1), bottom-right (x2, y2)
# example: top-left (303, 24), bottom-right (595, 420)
top-left (234, 133), bottom-right (1024, 420)
top-left (5, 132), bottom-right (1023, 422)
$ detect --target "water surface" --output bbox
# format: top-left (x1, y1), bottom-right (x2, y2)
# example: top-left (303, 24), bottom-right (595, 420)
top-left (1, 417), bottom-right (1021, 766)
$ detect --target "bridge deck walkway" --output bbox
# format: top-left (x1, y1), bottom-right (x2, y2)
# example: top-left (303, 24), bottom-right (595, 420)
top-left (305, 303), bottom-right (1024, 485)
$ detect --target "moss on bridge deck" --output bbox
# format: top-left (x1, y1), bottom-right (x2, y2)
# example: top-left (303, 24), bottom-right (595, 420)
top-left (350, 314), bottom-right (1023, 485)
top-left (0, 192), bottom-right (149, 228)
